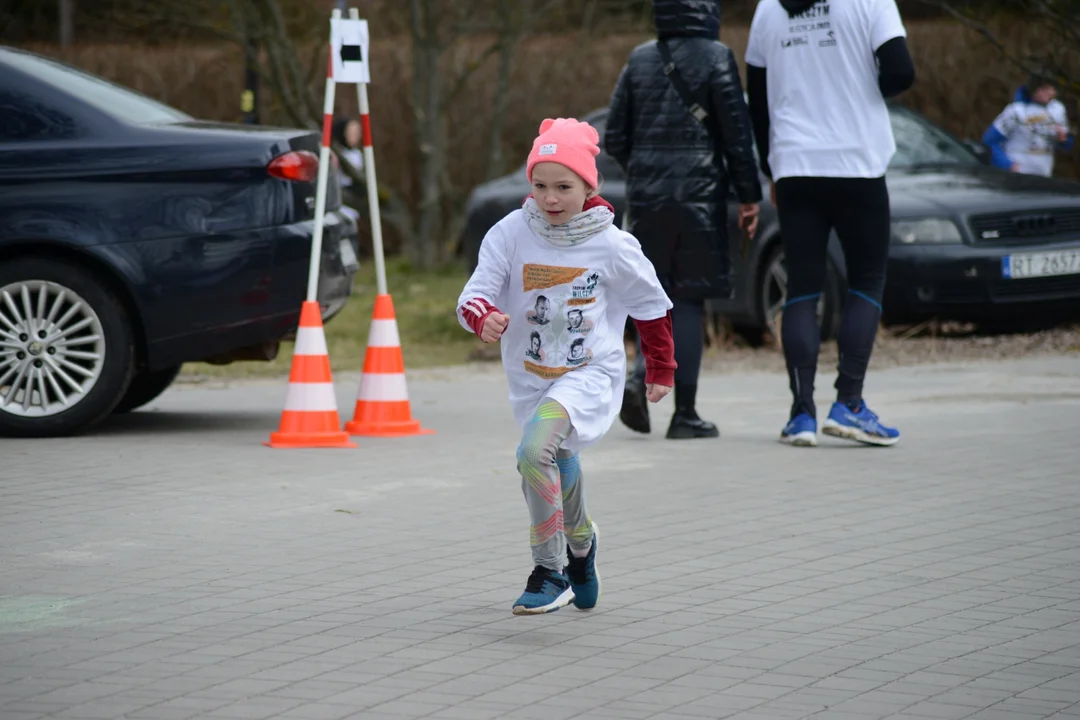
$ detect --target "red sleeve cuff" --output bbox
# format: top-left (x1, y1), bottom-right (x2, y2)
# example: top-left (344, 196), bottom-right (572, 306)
top-left (460, 298), bottom-right (500, 339)
top-left (634, 312), bottom-right (677, 387)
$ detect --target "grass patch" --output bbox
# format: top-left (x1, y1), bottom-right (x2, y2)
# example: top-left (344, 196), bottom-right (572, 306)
top-left (180, 258), bottom-right (477, 381)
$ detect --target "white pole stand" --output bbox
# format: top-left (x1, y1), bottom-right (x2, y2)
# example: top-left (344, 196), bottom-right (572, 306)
top-left (305, 9), bottom-right (342, 304)
top-left (348, 6), bottom-right (388, 298)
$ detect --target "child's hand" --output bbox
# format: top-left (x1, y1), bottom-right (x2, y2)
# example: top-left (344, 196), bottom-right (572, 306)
top-left (646, 384), bottom-right (671, 403)
top-left (481, 312), bottom-right (510, 343)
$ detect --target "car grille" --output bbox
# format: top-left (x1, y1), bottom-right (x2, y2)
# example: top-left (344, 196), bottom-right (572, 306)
top-left (992, 274), bottom-right (1080, 299)
top-left (969, 209), bottom-right (1080, 245)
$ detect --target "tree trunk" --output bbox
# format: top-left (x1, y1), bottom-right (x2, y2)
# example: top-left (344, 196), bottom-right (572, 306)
top-left (408, 0), bottom-right (445, 269)
top-left (486, 1), bottom-right (519, 180)
top-left (59, 0), bottom-right (75, 47)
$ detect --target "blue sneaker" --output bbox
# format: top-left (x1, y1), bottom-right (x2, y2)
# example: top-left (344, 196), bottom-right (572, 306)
top-left (780, 413), bottom-right (818, 447)
top-left (822, 402), bottom-right (900, 446)
top-left (566, 522), bottom-right (601, 610)
top-left (512, 565), bottom-right (574, 616)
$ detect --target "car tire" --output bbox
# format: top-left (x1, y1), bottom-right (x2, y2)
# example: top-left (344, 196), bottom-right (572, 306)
top-left (756, 242), bottom-right (842, 344)
top-left (0, 257), bottom-right (135, 438)
top-left (112, 364), bottom-right (182, 414)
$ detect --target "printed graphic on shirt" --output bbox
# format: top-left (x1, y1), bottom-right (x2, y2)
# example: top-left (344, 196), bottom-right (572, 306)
top-left (521, 266), bottom-right (601, 380)
top-left (525, 330), bottom-right (545, 362)
top-left (567, 272), bottom-right (600, 307)
top-left (566, 309), bottom-right (593, 336)
top-left (524, 361), bottom-right (576, 380)
top-left (790, 1), bottom-right (830, 19)
top-left (784, 2), bottom-right (833, 49)
top-left (566, 338), bottom-right (593, 367)
top-left (1009, 109), bottom-right (1062, 153)
top-left (526, 295), bottom-right (553, 326)
top-left (523, 264), bottom-right (588, 292)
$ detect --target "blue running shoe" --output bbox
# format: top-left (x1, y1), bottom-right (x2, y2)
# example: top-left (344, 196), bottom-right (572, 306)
top-left (512, 565), bottom-right (574, 616)
top-left (780, 413), bottom-right (818, 447)
top-left (566, 522), bottom-right (601, 610)
top-left (822, 402), bottom-right (900, 446)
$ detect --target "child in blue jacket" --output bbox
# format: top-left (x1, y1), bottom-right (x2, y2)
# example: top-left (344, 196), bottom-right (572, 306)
top-left (983, 75), bottom-right (1074, 177)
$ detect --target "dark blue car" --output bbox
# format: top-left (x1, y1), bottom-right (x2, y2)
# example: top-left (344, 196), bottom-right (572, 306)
top-left (0, 47), bottom-right (361, 437)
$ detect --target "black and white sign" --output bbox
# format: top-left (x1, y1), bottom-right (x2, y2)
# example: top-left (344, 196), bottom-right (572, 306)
top-left (331, 18), bottom-right (370, 84)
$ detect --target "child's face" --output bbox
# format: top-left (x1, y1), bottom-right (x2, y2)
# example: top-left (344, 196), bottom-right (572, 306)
top-left (345, 120), bottom-right (362, 147)
top-left (1032, 84), bottom-right (1057, 105)
top-left (531, 162), bottom-right (592, 226)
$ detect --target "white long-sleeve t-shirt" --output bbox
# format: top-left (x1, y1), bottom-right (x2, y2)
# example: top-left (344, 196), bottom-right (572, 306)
top-left (457, 205), bottom-right (672, 452)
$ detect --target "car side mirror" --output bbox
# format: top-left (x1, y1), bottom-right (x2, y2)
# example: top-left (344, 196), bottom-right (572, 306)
top-left (963, 139), bottom-right (991, 165)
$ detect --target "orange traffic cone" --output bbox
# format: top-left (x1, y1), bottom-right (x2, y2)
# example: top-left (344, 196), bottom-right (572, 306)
top-left (265, 301), bottom-right (356, 449)
top-left (345, 294), bottom-right (434, 437)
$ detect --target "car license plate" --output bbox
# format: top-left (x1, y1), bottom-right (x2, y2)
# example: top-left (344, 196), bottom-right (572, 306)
top-left (1002, 249), bottom-right (1080, 280)
top-left (339, 239), bottom-right (359, 272)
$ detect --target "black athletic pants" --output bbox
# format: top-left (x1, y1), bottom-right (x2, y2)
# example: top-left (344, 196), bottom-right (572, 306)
top-left (631, 297), bottom-right (704, 413)
top-left (775, 176), bottom-right (891, 419)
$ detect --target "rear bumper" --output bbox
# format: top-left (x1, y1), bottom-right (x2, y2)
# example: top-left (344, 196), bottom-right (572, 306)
top-left (313, 206), bottom-right (361, 324)
top-left (883, 241), bottom-right (1080, 321)
top-left (254, 205), bottom-right (362, 344)
top-left (146, 207), bottom-right (361, 368)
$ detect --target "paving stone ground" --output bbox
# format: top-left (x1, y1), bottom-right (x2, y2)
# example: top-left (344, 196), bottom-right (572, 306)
top-left (2, 355), bottom-right (1079, 720)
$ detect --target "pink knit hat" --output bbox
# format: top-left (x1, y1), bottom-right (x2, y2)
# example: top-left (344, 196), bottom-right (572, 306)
top-left (526, 118), bottom-right (601, 190)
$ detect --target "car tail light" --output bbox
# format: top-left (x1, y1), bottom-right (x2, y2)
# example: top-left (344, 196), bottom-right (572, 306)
top-left (267, 150), bottom-right (319, 182)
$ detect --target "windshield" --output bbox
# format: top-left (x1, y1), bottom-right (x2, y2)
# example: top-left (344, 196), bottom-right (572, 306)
top-left (0, 49), bottom-right (193, 125)
top-left (888, 106), bottom-right (980, 168)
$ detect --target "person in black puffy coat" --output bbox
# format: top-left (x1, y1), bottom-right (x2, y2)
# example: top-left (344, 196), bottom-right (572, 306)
top-left (605, 0), bottom-right (762, 440)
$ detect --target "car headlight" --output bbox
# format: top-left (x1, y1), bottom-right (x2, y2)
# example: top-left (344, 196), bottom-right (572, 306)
top-left (892, 218), bottom-right (963, 244)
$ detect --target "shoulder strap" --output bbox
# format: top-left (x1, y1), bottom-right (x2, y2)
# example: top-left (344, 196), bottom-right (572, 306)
top-left (657, 40), bottom-right (715, 140)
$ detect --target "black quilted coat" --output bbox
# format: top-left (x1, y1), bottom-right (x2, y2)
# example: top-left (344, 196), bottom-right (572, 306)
top-left (605, 0), bottom-right (761, 300)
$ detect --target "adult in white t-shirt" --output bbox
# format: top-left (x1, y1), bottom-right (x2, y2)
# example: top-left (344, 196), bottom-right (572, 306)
top-left (744, 0), bottom-right (914, 448)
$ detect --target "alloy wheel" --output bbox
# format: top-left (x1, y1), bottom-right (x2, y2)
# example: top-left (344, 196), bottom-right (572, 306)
top-left (0, 280), bottom-right (107, 417)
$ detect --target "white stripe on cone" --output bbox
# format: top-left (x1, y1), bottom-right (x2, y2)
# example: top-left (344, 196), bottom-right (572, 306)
top-left (294, 327), bottom-right (329, 356)
top-left (366, 319), bottom-right (401, 348)
top-left (284, 382), bottom-right (339, 412)
top-left (358, 373), bottom-right (409, 402)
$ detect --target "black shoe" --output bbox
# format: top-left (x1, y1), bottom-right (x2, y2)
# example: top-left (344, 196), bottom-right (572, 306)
top-left (666, 412), bottom-right (720, 439)
top-left (619, 376), bottom-right (650, 434)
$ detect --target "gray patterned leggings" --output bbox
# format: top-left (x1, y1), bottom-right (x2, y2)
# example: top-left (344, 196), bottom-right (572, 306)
top-left (515, 399), bottom-right (593, 572)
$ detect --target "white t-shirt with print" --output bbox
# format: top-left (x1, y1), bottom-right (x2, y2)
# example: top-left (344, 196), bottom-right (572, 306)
top-left (745, 0), bottom-right (907, 181)
top-left (993, 99), bottom-right (1069, 177)
top-left (458, 209), bottom-right (672, 453)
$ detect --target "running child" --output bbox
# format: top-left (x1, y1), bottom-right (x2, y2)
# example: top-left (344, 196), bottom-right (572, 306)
top-left (457, 117), bottom-right (677, 615)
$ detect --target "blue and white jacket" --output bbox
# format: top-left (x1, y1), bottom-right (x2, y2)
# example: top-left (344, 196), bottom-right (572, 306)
top-left (983, 86), bottom-right (1074, 177)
